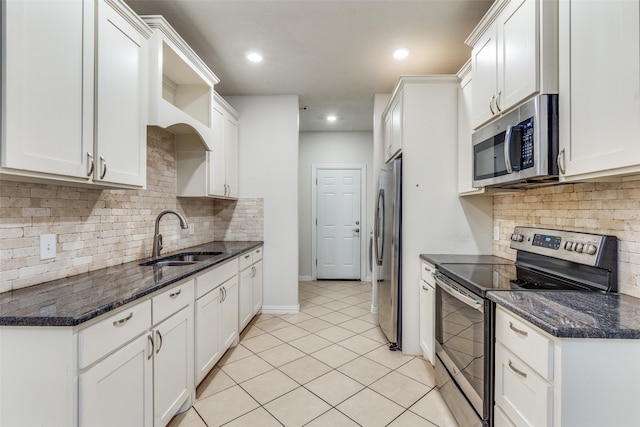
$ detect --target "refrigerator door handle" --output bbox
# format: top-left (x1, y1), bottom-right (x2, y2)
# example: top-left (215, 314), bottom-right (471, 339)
top-left (374, 189), bottom-right (385, 266)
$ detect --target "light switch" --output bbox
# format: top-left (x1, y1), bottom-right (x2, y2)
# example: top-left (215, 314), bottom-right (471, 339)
top-left (189, 224), bottom-right (195, 235)
top-left (493, 226), bottom-right (500, 241)
top-left (40, 234), bottom-right (56, 260)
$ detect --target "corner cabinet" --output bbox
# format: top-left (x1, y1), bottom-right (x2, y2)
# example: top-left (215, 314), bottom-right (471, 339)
top-left (557, 0), bottom-right (640, 182)
top-left (494, 306), bottom-right (640, 427)
top-left (419, 260), bottom-right (436, 364)
top-left (466, 0), bottom-right (558, 129)
top-left (175, 93), bottom-right (239, 199)
top-left (142, 16), bottom-right (219, 150)
top-left (1, 0), bottom-right (150, 188)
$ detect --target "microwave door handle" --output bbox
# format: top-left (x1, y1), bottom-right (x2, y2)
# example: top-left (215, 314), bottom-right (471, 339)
top-left (504, 125), bottom-right (515, 174)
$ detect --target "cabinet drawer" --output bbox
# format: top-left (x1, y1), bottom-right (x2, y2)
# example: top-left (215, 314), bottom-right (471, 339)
top-left (78, 299), bottom-right (151, 369)
top-left (495, 307), bottom-right (553, 380)
top-left (239, 251), bottom-right (253, 270)
top-left (152, 279), bottom-right (194, 325)
top-left (195, 259), bottom-right (238, 298)
top-left (252, 247), bottom-right (263, 262)
top-left (494, 405), bottom-right (516, 427)
top-left (420, 261), bottom-right (436, 286)
top-left (495, 343), bottom-right (552, 427)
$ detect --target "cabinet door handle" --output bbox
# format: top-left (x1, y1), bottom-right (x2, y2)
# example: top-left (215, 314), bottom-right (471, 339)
top-left (509, 321), bottom-right (529, 336)
top-left (87, 152), bottom-right (95, 177)
top-left (508, 359), bottom-right (528, 378)
top-left (557, 148), bottom-right (566, 174)
top-left (147, 334), bottom-right (154, 360)
top-left (252, 266), bottom-right (256, 278)
top-left (422, 285), bottom-right (429, 291)
top-left (99, 156), bottom-right (107, 179)
top-left (489, 95), bottom-right (496, 115)
top-left (155, 330), bottom-right (163, 354)
top-left (169, 289), bottom-right (182, 299)
top-left (495, 91), bottom-right (502, 112)
top-left (112, 312), bottom-right (133, 327)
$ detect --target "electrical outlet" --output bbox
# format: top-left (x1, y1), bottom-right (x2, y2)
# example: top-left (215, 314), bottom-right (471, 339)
top-left (189, 224), bottom-right (195, 235)
top-left (40, 234), bottom-right (56, 260)
top-left (493, 226), bottom-right (500, 241)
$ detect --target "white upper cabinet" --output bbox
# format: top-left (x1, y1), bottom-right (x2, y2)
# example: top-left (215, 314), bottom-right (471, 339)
top-left (2, 0), bottom-right (150, 188)
top-left (467, 0), bottom-right (558, 129)
top-left (558, 0), bottom-right (640, 182)
top-left (142, 15), bottom-right (219, 150)
top-left (175, 93), bottom-right (239, 199)
top-left (382, 91), bottom-right (403, 162)
top-left (457, 60), bottom-right (486, 195)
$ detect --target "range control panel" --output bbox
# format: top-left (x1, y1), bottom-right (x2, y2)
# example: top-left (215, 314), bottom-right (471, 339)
top-left (510, 226), bottom-right (617, 267)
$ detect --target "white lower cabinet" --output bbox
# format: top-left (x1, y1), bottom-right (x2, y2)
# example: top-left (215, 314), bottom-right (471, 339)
top-left (419, 260), bottom-right (436, 364)
top-left (79, 333), bottom-right (153, 427)
top-left (194, 259), bottom-right (240, 384)
top-left (238, 248), bottom-right (264, 332)
top-left (80, 279), bottom-right (194, 427)
top-left (151, 280), bottom-right (195, 426)
top-left (0, 249), bottom-right (261, 426)
top-left (494, 306), bottom-right (640, 427)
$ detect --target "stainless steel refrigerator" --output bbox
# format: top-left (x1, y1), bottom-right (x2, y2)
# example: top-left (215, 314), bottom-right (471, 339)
top-left (374, 157), bottom-right (401, 350)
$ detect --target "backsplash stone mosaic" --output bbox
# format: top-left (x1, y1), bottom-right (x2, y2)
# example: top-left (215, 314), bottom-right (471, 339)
top-left (0, 127), bottom-right (263, 293)
top-left (493, 179), bottom-right (640, 297)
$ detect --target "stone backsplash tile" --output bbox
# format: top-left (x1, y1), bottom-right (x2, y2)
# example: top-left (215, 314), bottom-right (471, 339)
top-left (0, 127), bottom-right (262, 293)
top-left (493, 179), bottom-right (640, 297)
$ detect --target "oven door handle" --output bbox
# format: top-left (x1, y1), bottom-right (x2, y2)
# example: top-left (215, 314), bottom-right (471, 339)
top-left (434, 273), bottom-right (484, 311)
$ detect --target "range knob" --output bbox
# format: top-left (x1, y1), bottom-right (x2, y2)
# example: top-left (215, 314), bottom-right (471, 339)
top-left (564, 241), bottom-right (574, 251)
top-left (511, 234), bottom-right (524, 242)
top-left (585, 244), bottom-right (597, 255)
top-left (574, 243), bottom-right (584, 253)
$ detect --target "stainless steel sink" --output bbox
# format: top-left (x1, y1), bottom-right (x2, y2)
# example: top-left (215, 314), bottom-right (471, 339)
top-left (139, 251), bottom-right (223, 267)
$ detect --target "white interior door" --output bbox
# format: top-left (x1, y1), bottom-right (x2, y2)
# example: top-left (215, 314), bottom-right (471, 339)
top-left (316, 169), bottom-right (361, 279)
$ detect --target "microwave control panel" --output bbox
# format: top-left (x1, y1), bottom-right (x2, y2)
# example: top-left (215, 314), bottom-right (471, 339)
top-left (520, 117), bottom-right (534, 169)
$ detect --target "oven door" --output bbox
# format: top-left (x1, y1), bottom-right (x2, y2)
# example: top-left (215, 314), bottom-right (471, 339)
top-left (435, 273), bottom-right (491, 425)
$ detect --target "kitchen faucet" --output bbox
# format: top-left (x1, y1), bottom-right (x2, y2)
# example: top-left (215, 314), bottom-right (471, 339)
top-left (152, 210), bottom-right (189, 258)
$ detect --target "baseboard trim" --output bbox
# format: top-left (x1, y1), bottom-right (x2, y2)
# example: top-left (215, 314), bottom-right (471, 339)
top-left (261, 305), bottom-right (300, 314)
top-left (298, 276), bottom-right (313, 281)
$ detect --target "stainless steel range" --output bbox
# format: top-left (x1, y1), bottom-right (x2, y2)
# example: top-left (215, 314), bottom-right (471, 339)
top-left (433, 226), bottom-right (618, 427)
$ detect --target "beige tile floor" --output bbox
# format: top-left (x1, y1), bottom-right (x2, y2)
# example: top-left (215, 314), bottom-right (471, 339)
top-left (169, 281), bottom-right (459, 427)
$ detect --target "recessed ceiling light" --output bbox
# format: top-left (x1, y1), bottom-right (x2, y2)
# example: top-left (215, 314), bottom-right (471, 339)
top-left (246, 52), bottom-right (263, 63)
top-left (326, 115), bottom-right (337, 122)
top-left (392, 48), bottom-right (410, 60)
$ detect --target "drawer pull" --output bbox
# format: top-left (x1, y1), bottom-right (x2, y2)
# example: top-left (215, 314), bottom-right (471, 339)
top-left (244, 254), bottom-right (251, 259)
top-left (169, 289), bottom-right (182, 299)
top-left (256, 249), bottom-right (261, 253)
top-left (508, 359), bottom-right (528, 378)
top-left (112, 312), bottom-right (133, 327)
top-left (422, 285), bottom-right (429, 291)
top-left (509, 321), bottom-right (528, 337)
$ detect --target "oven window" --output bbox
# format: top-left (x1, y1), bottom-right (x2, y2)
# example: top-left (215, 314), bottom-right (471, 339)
top-left (474, 132), bottom-right (507, 180)
top-left (437, 288), bottom-right (485, 403)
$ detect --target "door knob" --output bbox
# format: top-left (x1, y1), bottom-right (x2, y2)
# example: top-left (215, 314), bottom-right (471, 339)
top-left (354, 228), bottom-right (360, 233)
top-left (355, 220), bottom-right (360, 225)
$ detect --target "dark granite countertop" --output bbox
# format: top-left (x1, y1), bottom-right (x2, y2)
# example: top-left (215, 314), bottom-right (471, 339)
top-left (0, 241), bottom-right (262, 327)
top-left (420, 254), bottom-right (513, 266)
top-left (488, 291), bottom-right (640, 339)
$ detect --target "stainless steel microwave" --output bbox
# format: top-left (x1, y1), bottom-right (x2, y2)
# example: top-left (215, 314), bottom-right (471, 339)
top-left (472, 94), bottom-right (559, 188)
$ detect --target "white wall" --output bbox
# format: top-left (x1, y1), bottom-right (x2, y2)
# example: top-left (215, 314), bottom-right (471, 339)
top-left (298, 131), bottom-right (374, 281)
top-left (227, 95), bottom-right (300, 312)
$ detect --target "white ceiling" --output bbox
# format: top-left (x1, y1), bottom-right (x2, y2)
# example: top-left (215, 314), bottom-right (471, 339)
top-left (125, 0), bottom-right (494, 132)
